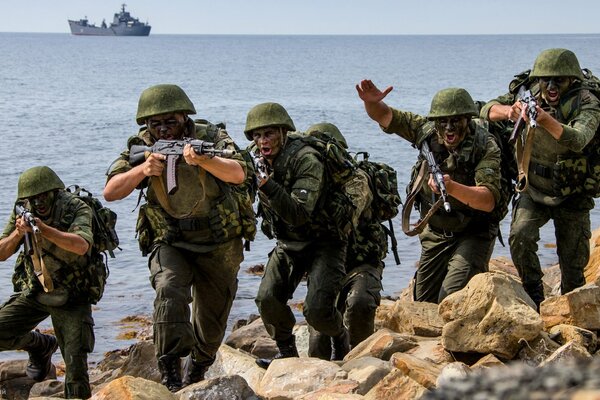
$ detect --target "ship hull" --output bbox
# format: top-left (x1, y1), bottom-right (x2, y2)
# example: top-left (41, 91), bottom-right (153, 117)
top-left (68, 20), bottom-right (151, 36)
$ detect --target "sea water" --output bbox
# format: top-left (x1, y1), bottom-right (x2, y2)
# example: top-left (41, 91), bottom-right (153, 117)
top-left (1, 32), bottom-right (599, 364)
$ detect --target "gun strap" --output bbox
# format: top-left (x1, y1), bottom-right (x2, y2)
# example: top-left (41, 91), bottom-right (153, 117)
top-left (30, 235), bottom-right (53, 293)
top-left (515, 126), bottom-right (536, 193)
top-left (402, 161), bottom-right (444, 236)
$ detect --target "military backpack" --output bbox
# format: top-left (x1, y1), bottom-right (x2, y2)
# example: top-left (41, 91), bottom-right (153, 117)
top-left (65, 185), bottom-right (119, 303)
top-left (352, 151), bottom-right (402, 264)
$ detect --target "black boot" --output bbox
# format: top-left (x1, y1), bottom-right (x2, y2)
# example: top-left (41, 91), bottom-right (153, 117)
top-left (256, 336), bottom-right (299, 369)
top-left (157, 355), bottom-right (182, 392)
top-left (523, 281), bottom-right (545, 312)
top-left (21, 331), bottom-right (58, 382)
top-left (182, 356), bottom-right (208, 387)
top-left (330, 328), bottom-right (350, 361)
top-left (307, 326), bottom-right (332, 360)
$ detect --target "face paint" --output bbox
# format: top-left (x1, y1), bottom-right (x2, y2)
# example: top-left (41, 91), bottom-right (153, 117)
top-left (434, 116), bottom-right (470, 150)
top-left (539, 76), bottom-right (572, 106)
top-left (146, 112), bottom-right (186, 140)
top-left (252, 127), bottom-right (284, 161)
top-left (29, 191), bottom-right (55, 218)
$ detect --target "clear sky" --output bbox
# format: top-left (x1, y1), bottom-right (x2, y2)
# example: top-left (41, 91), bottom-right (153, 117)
top-left (2, 0), bottom-right (600, 35)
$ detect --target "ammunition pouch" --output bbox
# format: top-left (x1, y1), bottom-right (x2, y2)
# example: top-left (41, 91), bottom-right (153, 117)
top-left (551, 157), bottom-right (587, 197)
top-left (585, 157), bottom-right (600, 197)
top-left (136, 203), bottom-right (179, 256)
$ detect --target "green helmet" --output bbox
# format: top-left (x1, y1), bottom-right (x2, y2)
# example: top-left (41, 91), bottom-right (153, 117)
top-left (136, 84), bottom-right (196, 125)
top-left (244, 102), bottom-right (296, 140)
top-left (427, 88), bottom-right (478, 119)
top-left (18, 166), bottom-right (64, 199)
top-left (530, 48), bottom-right (584, 80)
top-left (306, 122), bottom-right (348, 149)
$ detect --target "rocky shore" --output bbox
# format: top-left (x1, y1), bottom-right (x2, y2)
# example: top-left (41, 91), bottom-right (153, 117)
top-left (4, 230), bottom-right (600, 400)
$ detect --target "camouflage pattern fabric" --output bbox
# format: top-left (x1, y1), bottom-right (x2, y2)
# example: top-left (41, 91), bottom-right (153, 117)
top-left (107, 119), bottom-right (253, 250)
top-left (0, 295), bottom-right (94, 398)
top-left (481, 63), bottom-right (600, 299)
top-left (383, 109), bottom-right (501, 303)
top-left (2, 190), bottom-right (94, 303)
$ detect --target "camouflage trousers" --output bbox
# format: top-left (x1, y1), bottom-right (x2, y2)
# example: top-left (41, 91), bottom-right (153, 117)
top-left (415, 224), bottom-right (496, 304)
top-left (509, 192), bottom-right (592, 295)
top-left (0, 294), bottom-right (94, 399)
top-left (255, 238), bottom-right (347, 342)
top-left (308, 263), bottom-right (383, 359)
top-left (149, 238), bottom-right (242, 367)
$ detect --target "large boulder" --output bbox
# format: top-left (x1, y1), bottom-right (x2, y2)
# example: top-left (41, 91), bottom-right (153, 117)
top-left (378, 300), bottom-right (444, 337)
top-left (208, 344), bottom-right (265, 392)
top-left (91, 376), bottom-right (175, 399)
top-left (256, 357), bottom-right (344, 400)
top-left (439, 272), bottom-right (542, 359)
top-left (541, 284), bottom-right (600, 330)
top-left (177, 375), bottom-right (259, 400)
top-left (344, 328), bottom-right (418, 361)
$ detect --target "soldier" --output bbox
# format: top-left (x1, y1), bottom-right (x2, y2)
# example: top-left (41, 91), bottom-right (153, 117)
top-left (0, 166), bottom-right (95, 399)
top-left (304, 123), bottom-right (387, 357)
top-left (480, 48), bottom-right (600, 310)
top-left (104, 84), bottom-right (252, 392)
top-left (245, 103), bottom-right (350, 367)
top-left (357, 82), bottom-right (502, 304)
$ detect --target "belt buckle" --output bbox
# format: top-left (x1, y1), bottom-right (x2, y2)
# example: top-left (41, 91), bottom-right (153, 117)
top-left (442, 229), bottom-right (454, 238)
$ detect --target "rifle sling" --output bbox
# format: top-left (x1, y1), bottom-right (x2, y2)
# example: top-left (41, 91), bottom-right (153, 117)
top-left (402, 161), bottom-right (444, 237)
top-left (30, 234), bottom-right (54, 293)
top-left (515, 126), bottom-right (536, 193)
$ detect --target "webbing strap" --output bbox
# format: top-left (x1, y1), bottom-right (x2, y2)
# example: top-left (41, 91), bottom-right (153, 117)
top-left (515, 126), bottom-right (536, 192)
top-left (401, 161), bottom-right (443, 236)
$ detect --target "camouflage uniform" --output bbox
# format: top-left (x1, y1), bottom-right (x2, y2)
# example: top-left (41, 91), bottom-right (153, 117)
top-left (255, 136), bottom-right (347, 339)
top-left (308, 172), bottom-right (387, 357)
top-left (480, 49), bottom-right (600, 305)
top-left (0, 183), bottom-right (95, 399)
top-left (107, 119), bottom-right (247, 373)
top-left (304, 123), bottom-right (386, 357)
top-left (387, 108), bottom-right (501, 304)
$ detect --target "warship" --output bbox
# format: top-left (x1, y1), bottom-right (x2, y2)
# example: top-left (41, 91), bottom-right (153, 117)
top-left (68, 4), bottom-right (151, 36)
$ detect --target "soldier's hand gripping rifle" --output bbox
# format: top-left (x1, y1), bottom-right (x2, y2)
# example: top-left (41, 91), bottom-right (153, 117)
top-left (509, 86), bottom-right (538, 192)
top-left (15, 204), bottom-right (53, 292)
top-left (251, 151), bottom-right (270, 185)
top-left (421, 141), bottom-right (451, 213)
top-left (129, 138), bottom-right (237, 194)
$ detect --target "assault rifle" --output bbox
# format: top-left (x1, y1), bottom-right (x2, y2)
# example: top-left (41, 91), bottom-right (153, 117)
top-left (251, 151), bottom-right (270, 182)
top-left (129, 138), bottom-right (236, 194)
top-left (15, 204), bottom-right (40, 256)
top-left (421, 141), bottom-right (451, 213)
top-left (509, 86), bottom-right (538, 192)
top-left (509, 86), bottom-right (538, 145)
top-left (15, 204), bottom-right (53, 291)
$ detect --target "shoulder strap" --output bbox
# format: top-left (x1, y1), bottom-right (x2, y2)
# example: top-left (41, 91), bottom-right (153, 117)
top-left (401, 161), bottom-right (444, 236)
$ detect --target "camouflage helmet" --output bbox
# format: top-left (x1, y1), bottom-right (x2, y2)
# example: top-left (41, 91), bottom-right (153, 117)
top-left (530, 48), bottom-right (584, 80)
top-left (17, 166), bottom-right (64, 199)
top-left (244, 102), bottom-right (296, 140)
top-left (427, 88), bottom-right (478, 119)
top-left (136, 84), bottom-right (196, 125)
top-left (306, 122), bottom-right (348, 149)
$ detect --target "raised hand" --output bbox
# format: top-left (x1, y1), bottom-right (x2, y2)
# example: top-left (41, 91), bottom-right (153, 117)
top-left (356, 79), bottom-right (393, 104)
